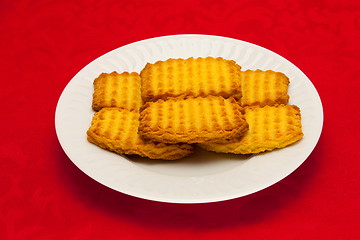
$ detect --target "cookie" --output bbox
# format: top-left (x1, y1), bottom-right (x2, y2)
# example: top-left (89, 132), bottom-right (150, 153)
top-left (138, 96), bottom-right (249, 144)
top-left (140, 57), bottom-right (242, 102)
top-left (199, 104), bottom-right (303, 154)
top-left (92, 71), bottom-right (143, 112)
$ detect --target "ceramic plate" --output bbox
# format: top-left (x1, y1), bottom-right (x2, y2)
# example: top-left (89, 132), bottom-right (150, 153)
top-left (55, 34), bottom-right (323, 203)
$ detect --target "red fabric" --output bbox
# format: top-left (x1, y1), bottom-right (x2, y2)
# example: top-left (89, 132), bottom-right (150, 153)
top-left (1, 0), bottom-right (359, 239)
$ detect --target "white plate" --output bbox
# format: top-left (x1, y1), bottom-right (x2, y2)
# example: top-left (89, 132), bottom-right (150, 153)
top-left (55, 34), bottom-right (323, 204)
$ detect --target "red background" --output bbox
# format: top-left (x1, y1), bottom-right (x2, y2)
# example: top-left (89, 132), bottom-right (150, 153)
top-left (1, 0), bottom-right (359, 239)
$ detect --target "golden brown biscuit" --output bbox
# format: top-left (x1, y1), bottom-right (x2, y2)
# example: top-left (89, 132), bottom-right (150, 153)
top-left (240, 70), bottom-right (289, 107)
top-left (138, 96), bottom-right (249, 144)
top-left (92, 71), bottom-right (143, 112)
top-left (140, 57), bottom-right (242, 102)
top-left (87, 108), bottom-right (194, 160)
top-left (199, 104), bottom-right (303, 154)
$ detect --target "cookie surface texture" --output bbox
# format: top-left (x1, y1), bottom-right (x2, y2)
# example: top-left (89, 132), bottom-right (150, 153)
top-left (87, 108), bottom-right (194, 160)
top-left (92, 71), bottom-right (143, 112)
top-left (240, 70), bottom-right (289, 107)
top-left (140, 57), bottom-right (242, 102)
top-left (199, 104), bottom-right (303, 154)
top-left (139, 96), bottom-right (249, 144)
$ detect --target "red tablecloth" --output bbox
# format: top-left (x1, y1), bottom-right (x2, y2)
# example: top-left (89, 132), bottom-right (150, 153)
top-left (1, 0), bottom-right (359, 239)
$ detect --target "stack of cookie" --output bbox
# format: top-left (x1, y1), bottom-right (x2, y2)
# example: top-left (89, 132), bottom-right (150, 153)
top-left (87, 57), bottom-right (303, 160)
top-left (87, 72), bottom-right (194, 160)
